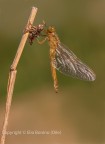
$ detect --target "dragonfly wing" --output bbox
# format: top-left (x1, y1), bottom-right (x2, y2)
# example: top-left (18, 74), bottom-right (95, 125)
top-left (52, 43), bottom-right (96, 81)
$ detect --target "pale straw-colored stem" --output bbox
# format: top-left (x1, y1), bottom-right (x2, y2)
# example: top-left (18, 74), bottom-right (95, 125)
top-left (0, 6), bottom-right (38, 144)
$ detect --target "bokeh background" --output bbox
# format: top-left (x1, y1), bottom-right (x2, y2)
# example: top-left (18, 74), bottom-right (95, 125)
top-left (0, 0), bottom-right (105, 143)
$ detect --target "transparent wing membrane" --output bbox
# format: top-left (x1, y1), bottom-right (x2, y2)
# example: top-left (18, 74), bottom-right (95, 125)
top-left (52, 43), bottom-right (96, 81)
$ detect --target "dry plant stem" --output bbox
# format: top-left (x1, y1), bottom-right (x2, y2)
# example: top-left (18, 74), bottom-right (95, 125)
top-left (0, 7), bottom-right (38, 144)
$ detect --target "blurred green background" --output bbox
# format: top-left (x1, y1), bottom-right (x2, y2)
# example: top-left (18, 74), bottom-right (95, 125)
top-left (0, 0), bottom-right (105, 143)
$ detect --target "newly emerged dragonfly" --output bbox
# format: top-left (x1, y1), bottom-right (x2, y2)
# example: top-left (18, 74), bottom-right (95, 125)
top-left (27, 23), bottom-right (96, 93)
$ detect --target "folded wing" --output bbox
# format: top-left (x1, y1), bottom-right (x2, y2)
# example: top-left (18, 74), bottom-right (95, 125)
top-left (52, 43), bottom-right (96, 81)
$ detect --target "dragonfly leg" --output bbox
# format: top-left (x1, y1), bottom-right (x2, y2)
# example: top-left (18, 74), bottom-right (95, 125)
top-left (37, 37), bottom-right (47, 44)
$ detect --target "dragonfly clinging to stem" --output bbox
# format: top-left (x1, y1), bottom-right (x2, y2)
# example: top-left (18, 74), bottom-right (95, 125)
top-left (26, 22), bottom-right (96, 93)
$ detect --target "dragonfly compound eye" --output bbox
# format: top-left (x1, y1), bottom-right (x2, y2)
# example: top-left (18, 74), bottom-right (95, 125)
top-left (48, 26), bottom-right (55, 33)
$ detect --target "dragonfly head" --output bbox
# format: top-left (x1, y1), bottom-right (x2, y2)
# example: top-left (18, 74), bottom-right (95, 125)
top-left (47, 26), bottom-right (56, 33)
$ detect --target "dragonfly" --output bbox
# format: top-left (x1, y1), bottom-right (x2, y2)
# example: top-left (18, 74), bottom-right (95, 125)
top-left (27, 23), bottom-right (96, 93)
